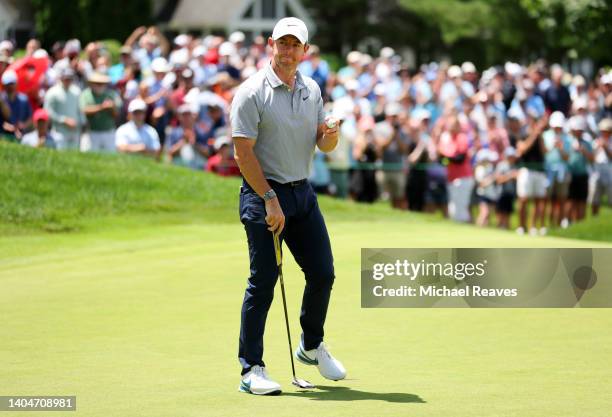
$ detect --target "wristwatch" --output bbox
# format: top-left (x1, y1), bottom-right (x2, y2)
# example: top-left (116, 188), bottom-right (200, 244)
top-left (263, 189), bottom-right (277, 201)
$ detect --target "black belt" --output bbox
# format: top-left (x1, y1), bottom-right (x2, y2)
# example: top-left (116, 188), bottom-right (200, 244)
top-left (269, 179), bottom-right (308, 187)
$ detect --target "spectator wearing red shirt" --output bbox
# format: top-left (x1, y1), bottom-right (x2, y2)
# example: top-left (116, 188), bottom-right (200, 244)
top-left (206, 136), bottom-right (240, 177)
top-left (437, 114), bottom-right (474, 222)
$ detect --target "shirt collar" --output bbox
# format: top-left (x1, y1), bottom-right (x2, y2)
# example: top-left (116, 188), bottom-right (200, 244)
top-left (265, 62), bottom-right (306, 91)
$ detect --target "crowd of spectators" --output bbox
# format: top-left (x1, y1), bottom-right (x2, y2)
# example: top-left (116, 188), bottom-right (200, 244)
top-left (1, 27), bottom-right (610, 233)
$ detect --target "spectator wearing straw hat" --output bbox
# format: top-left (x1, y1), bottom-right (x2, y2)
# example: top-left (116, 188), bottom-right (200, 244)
top-left (80, 72), bottom-right (122, 152)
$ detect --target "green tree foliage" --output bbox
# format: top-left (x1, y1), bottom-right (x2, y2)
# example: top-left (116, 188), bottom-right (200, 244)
top-left (400, 0), bottom-right (611, 66)
top-left (519, 0), bottom-right (612, 63)
top-left (305, 0), bottom-right (610, 68)
top-left (31, 0), bottom-right (152, 47)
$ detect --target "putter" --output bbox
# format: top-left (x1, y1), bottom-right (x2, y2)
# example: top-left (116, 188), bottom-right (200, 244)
top-left (273, 232), bottom-right (315, 390)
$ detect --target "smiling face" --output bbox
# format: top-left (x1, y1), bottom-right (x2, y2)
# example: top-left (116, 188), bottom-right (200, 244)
top-left (268, 35), bottom-right (308, 70)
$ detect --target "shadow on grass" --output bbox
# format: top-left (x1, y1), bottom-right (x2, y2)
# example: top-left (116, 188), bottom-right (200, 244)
top-left (283, 385), bottom-right (425, 403)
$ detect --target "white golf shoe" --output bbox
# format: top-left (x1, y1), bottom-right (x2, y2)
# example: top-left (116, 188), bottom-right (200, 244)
top-left (295, 341), bottom-right (346, 381)
top-left (238, 365), bottom-right (282, 395)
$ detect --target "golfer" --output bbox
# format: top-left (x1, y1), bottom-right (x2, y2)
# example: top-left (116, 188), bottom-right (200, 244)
top-left (230, 17), bottom-right (346, 395)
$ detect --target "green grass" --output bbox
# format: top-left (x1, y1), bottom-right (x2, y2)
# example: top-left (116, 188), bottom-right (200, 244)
top-left (1, 140), bottom-right (611, 416)
top-left (1, 222), bottom-right (611, 417)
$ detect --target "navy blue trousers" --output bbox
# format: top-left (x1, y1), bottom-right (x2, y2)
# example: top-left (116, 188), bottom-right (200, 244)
top-left (238, 179), bottom-right (335, 375)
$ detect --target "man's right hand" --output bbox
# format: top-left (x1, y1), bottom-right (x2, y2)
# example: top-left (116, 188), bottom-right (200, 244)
top-left (265, 198), bottom-right (285, 234)
top-left (64, 117), bottom-right (77, 129)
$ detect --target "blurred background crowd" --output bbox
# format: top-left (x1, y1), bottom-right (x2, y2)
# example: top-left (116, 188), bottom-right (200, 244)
top-left (1, 24), bottom-right (610, 234)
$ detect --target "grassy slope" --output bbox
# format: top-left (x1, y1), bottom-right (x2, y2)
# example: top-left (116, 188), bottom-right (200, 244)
top-left (2, 140), bottom-right (611, 241)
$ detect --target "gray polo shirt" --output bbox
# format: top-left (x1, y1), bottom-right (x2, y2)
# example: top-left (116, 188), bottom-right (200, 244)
top-left (231, 63), bottom-right (325, 183)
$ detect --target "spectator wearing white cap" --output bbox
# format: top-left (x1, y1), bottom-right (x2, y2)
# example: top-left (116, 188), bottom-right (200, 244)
top-left (337, 51), bottom-right (362, 83)
top-left (0, 70), bottom-right (32, 140)
top-left (461, 61), bottom-right (478, 88)
top-left (589, 118), bottom-right (612, 215)
top-left (375, 102), bottom-right (409, 209)
top-left (115, 98), bottom-right (160, 157)
top-left (79, 72), bottom-right (122, 152)
top-left (52, 39), bottom-right (88, 86)
top-left (217, 41), bottom-right (241, 80)
top-left (542, 111), bottom-right (572, 228)
top-left (437, 113), bottom-right (474, 223)
top-left (495, 146), bottom-right (519, 229)
top-left (439, 65), bottom-right (466, 109)
top-left (44, 67), bottom-right (84, 150)
top-left (600, 73), bottom-right (612, 119)
top-left (125, 26), bottom-right (169, 71)
top-left (332, 78), bottom-right (371, 120)
top-left (474, 148), bottom-right (500, 227)
top-left (0, 40), bottom-right (14, 57)
top-left (567, 116), bottom-right (594, 223)
top-left (167, 103), bottom-right (210, 169)
top-left (229, 31), bottom-right (248, 61)
top-left (515, 112), bottom-right (548, 235)
top-left (170, 68), bottom-right (195, 109)
top-left (206, 135), bottom-right (240, 176)
top-left (405, 112), bottom-right (436, 212)
top-left (108, 45), bottom-right (134, 85)
top-left (144, 57), bottom-right (172, 144)
top-left (299, 45), bottom-right (330, 99)
top-left (544, 65), bottom-right (571, 116)
top-left (521, 79), bottom-right (545, 118)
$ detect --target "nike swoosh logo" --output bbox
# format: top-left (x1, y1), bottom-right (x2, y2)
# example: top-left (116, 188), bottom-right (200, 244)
top-left (303, 97), bottom-right (308, 101)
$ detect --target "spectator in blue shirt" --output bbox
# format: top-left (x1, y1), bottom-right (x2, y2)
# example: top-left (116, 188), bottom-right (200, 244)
top-left (1, 70), bottom-right (32, 140)
top-left (167, 103), bottom-right (210, 169)
top-left (299, 45), bottom-right (329, 98)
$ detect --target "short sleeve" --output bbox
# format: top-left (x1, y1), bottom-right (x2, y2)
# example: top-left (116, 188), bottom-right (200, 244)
top-left (148, 127), bottom-right (161, 151)
top-left (115, 125), bottom-right (129, 146)
top-left (315, 84), bottom-right (325, 125)
top-left (230, 85), bottom-right (259, 139)
top-left (79, 90), bottom-right (90, 111)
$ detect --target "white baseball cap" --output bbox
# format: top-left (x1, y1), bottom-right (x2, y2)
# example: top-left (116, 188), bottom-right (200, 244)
top-left (151, 57), bottom-right (171, 73)
top-left (1, 69), bottom-right (17, 85)
top-left (214, 135), bottom-right (232, 151)
top-left (229, 31), bottom-right (245, 44)
top-left (218, 41), bottom-right (236, 57)
top-left (385, 102), bottom-right (402, 116)
top-left (461, 61), bottom-right (476, 73)
top-left (272, 17), bottom-right (308, 44)
top-left (128, 98), bottom-right (147, 113)
top-left (568, 116), bottom-right (586, 131)
top-left (380, 47), bottom-right (394, 59)
top-left (549, 111), bottom-right (566, 128)
top-left (174, 34), bottom-right (190, 47)
top-left (447, 65), bottom-right (462, 78)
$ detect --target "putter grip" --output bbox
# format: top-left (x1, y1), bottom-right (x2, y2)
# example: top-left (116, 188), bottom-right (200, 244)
top-left (273, 233), bottom-right (282, 266)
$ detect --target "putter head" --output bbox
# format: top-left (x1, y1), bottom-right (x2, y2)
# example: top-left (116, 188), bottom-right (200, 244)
top-left (292, 378), bottom-right (315, 389)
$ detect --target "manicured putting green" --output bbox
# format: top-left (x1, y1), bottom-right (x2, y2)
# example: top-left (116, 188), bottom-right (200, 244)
top-left (2, 219), bottom-right (610, 417)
